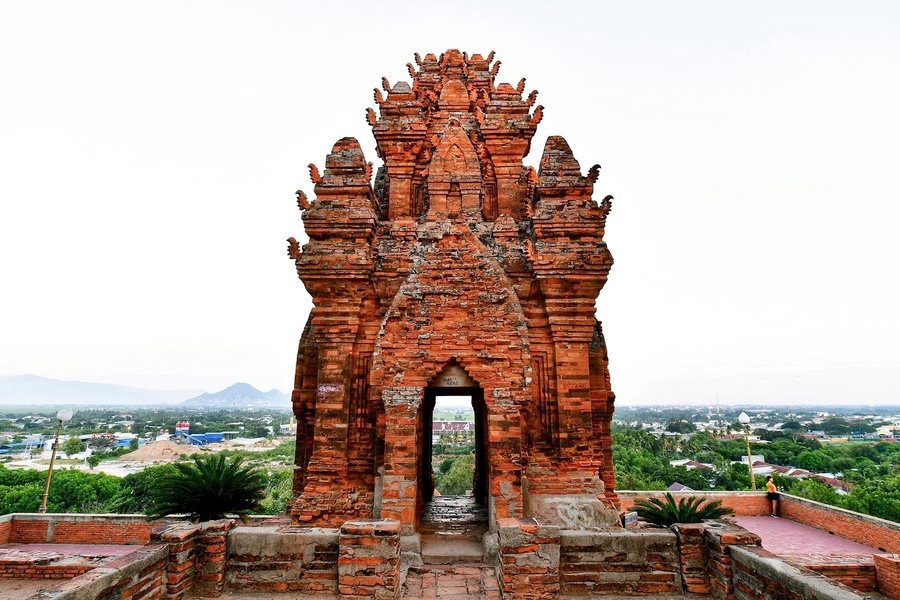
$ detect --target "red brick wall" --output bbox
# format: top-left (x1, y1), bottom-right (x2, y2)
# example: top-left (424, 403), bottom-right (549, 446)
top-left (730, 545), bottom-right (872, 600)
top-left (498, 518), bottom-right (561, 599)
top-left (151, 521), bottom-right (202, 599)
top-left (337, 519), bottom-right (401, 599)
top-left (617, 491), bottom-right (771, 516)
top-left (0, 562), bottom-right (93, 580)
top-left (0, 517), bottom-right (11, 544)
top-left (674, 523), bottom-right (709, 595)
top-left (559, 529), bottom-right (681, 595)
top-left (875, 554), bottom-right (900, 600)
top-left (787, 554), bottom-right (877, 593)
top-left (8, 514), bottom-right (159, 544)
top-left (33, 545), bottom-right (168, 600)
top-left (226, 526), bottom-right (339, 594)
top-left (780, 495), bottom-right (900, 553)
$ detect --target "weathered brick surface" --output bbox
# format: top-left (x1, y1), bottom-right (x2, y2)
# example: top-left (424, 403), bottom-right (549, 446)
top-left (730, 545), bottom-right (869, 600)
top-left (28, 545), bottom-right (168, 600)
top-left (674, 523), bottom-right (710, 594)
top-left (786, 554), bottom-right (878, 593)
top-left (875, 554), bottom-right (900, 600)
top-left (191, 519), bottom-right (235, 598)
top-left (703, 521), bottom-right (762, 599)
top-left (288, 49), bottom-right (617, 530)
top-left (497, 517), bottom-right (560, 599)
top-left (225, 525), bottom-right (339, 595)
top-left (559, 528), bottom-right (682, 596)
top-left (337, 519), bottom-right (401, 599)
top-left (151, 521), bottom-right (202, 599)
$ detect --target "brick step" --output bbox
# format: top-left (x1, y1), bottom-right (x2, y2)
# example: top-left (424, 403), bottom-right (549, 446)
top-left (420, 537), bottom-right (485, 565)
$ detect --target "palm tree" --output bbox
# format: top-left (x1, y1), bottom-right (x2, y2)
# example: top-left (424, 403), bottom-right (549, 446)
top-left (633, 492), bottom-right (733, 526)
top-left (146, 454), bottom-right (266, 522)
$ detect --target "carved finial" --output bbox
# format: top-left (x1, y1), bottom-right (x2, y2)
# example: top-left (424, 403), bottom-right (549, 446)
top-left (526, 89), bottom-right (538, 107)
top-left (414, 52), bottom-right (422, 67)
top-left (287, 237), bottom-right (301, 260)
top-left (525, 166), bottom-right (540, 204)
top-left (524, 239), bottom-right (536, 262)
top-left (463, 51), bottom-right (469, 63)
top-left (486, 50), bottom-right (495, 63)
top-left (381, 77), bottom-right (391, 93)
top-left (365, 161), bottom-right (374, 183)
top-left (517, 78), bottom-right (526, 94)
top-left (406, 63), bottom-right (416, 78)
top-left (587, 164), bottom-right (601, 183)
top-left (295, 189), bottom-right (311, 211)
top-left (373, 88), bottom-right (384, 105)
top-left (490, 60), bottom-right (501, 77)
top-left (600, 195), bottom-right (613, 217)
top-left (366, 107), bottom-right (377, 126)
top-left (530, 105), bottom-right (544, 126)
top-left (474, 105), bottom-right (485, 125)
top-left (308, 163), bottom-right (321, 184)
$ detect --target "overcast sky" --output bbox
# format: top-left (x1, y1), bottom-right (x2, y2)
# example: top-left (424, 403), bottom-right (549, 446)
top-left (1, 1), bottom-right (898, 405)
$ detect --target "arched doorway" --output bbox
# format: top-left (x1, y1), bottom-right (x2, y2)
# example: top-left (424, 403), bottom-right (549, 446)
top-left (417, 362), bottom-right (489, 540)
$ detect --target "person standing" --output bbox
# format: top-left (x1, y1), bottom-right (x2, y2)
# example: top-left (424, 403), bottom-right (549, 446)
top-left (766, 475), bottom-right (779, 517)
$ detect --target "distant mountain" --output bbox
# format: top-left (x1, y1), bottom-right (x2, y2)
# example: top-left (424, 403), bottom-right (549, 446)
top-left (180, 382), bottom-right (289, 409)
top-left (0, 374), bottom-right (200, 406)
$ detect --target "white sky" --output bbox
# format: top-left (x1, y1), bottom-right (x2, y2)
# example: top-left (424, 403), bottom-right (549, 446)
top-left (1, 1), bottom-right (898, 405)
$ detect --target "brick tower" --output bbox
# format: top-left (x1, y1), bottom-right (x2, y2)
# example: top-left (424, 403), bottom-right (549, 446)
top-left (288, 50), bottom-right (618, 532)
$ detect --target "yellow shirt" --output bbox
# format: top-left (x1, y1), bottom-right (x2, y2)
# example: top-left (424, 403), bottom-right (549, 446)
top-left (766, 480), bottom-right (777, 493)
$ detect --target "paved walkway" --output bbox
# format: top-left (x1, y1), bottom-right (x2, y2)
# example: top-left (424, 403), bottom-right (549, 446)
top-left (731, 516), bottom-right (880, 556)
top-left (401, 565), bottom-right (500, 599)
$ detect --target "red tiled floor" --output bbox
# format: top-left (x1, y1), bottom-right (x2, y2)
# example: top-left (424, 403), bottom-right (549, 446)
top-left (0, 543), bottom-right (143, 557)
top-left (731, 516), bottom-right (880, 556)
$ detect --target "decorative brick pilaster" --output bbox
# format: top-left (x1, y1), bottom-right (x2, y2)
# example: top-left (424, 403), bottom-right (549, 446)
top-left (498, 517), bottom-right (561, 599)
top-left (338, 519), bottom-right (401, 599)
top-left (704, 522), bottom-right (762, 599)
top-left (192, 519), bottom-right (235, 598)
top-left (151, 522), bottom-right (202, 599)
top-left (675, 523), bottom-right (710, 595)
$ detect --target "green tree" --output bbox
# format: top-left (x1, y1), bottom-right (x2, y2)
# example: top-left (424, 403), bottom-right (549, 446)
top-left (436, 455), bottom-right (474, 496)
top-left (146, 454), bottom-right (266, 521)
top-left (61, 437), bottom-right (86, 458)
top-left (86, 454), bottom-right (101, 469)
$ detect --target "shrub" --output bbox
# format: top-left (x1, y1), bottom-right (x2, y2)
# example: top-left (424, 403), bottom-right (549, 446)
top-left (146, 454), bottom-right (266, 522)
top-left (633, 492), bottom-right (733, 526)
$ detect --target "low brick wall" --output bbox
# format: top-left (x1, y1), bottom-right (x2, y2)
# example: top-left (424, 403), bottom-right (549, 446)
top-left (560, 529), bottom-right (682, 596)
top-left (337, 519), bottom-right (401, 600)
top-left (0, 515), bottom-right (11, 544)
top-left (875, 554), bottom-right (900, 600)
top-left (4, 513), bottom-right (160, 545)
top-left (226, 525), bottom-right (339, 594)
top-left (498, 517), bottom-right (561, 599)
top-left (731, 545), bottom-right (869, 600)
top-left (674, 523), bottom-right (709, 594)
top-left (787, 554), bottom-right (878, 593)
top-left (704, 520), bottom-right (762, 599)
top-left (27, 545), bottom-right (168, 600)
top-left (151, 522), bottom-right (201, 600)
top-left (0, 551), bottom-right (93, 580)
top-left (617, 490), bottom-right (771, 516)
top-left (779, 494), bottom-right (900, 553)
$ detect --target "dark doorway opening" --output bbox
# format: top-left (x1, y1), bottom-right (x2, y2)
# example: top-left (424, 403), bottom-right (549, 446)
top-left (417, 384), bottom-right (489, 533)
